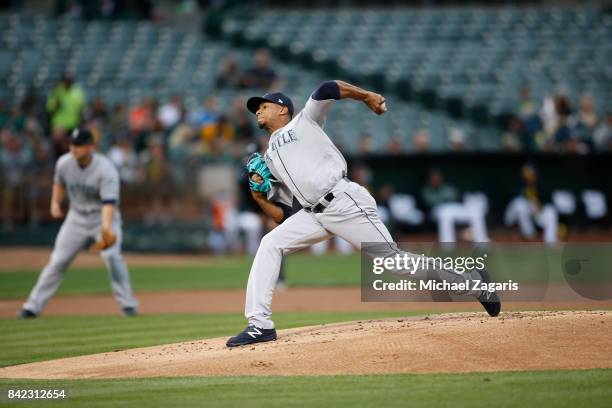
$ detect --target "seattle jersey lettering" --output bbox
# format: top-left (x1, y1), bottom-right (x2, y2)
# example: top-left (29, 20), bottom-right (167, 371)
top-left (269, 129), bottom-right (298, 152)
top-left (67, 183), bottom-right (100, 200)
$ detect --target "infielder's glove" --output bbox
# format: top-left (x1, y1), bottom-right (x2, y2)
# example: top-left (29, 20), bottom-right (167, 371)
top-left (246, 153), bottom-right (273, 193)
top-left (90, 227), bottom-right (117, 251)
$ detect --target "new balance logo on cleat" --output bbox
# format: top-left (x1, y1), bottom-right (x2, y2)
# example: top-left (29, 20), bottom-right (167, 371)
top-left (226, 325), bottom-right (277, 347)
top-left (247, 327), bottom-right (262, 338)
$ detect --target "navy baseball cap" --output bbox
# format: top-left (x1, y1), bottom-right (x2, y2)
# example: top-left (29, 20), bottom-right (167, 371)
top-left (247, 92), bottom-right (294, 117)
top-left (69, 128), bottom-right (94, 145)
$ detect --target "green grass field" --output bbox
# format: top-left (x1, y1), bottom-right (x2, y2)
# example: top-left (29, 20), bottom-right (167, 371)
top-left (0, 246), bottom-right (585, 299)
top-left (0, 254), bottom-right (361, 298)
top-left (1, 370), bottom-right (611, 408)
top-left (1, 253), bottom-right (610, 407)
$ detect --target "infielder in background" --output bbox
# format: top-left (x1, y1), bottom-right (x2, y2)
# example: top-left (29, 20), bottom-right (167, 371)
top-left (18, 129), bottom-right (139, 318)
top-left (226, 80), bottom-right (501, 347)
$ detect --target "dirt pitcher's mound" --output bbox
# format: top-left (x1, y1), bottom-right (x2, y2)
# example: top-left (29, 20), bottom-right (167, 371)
top-left (2, 311), bottom-right (611, 379)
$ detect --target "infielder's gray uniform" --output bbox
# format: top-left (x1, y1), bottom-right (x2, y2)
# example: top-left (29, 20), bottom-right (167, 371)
top-left (23, 152), bottom-right (138, 314)
top-left (246, 95), bottom-right (483, 329)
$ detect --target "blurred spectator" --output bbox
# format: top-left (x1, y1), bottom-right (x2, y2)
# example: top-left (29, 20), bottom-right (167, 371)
top-left (87, 97), bottom-right (109, 124)
top-left (157, 95), bottom-right (183, 131)
top-left (129, 98), bottom-right (157, 152)
top-left (501, 115), bottom-right (528, 152)
top-left (226, 96), bottom-right (255, 143)
top-left (240, 49), bottom-right (279, 91)
top-left (551, 95), bottom-right (583, 153)
top-left (166, 110), bottom-right (200, 190)
top-left (501, 131), bottom-right (521, 152)
top-left (504, 164), bottom-right (558, 244)
top-left (573, 94), bottom-right (598, 150)
top-left (110, 103), bottom-right (128, 136)
top-left (593, 111), bottom-right (612, 151)
top-left (1, 129), bottom-right (33, 229)
top-left (85, 97), bottom-right (109, 148)
top-left (129, 98), bottom-right (156, 134)
top-left (46, 74), bottom-right (86, 156)
top-left (208, 194), bottom-right (239, 254)
top-left (168, 111), bottom-right (198, 155)
top-left (515, 86), bottom-right (546, 150)
top-left (521, 113), bottom-right (546, 150)
top-left (167, 111), bottom-right (198, 161)
top-left (140, 137), bottom-right (174, 225)
top-left (189, 97), bottom-right (235, 154)
top-left (386, 136), bottom-right (403, 154)
top-left (21, 88), bottom-right (42, 118)
top-left (576, 94), bottom-right (598, 131)
top-left (421, 168), bottom-right (489, 245)
top-left (206, 115), bottom-right (236, 155)
top-left (85, 120), bottom-right (105, 148)
top-left (518, 86), bottom-right (536, 119)
top-left (412, 129), bottom-right (430, 152)
top-left (357, 132), bottom-right (374, 154)
top-left (540, 94), bottom-right (558, 138)
top-left (551, 95), bottom-right (571, 143)
top-left (502, 116), bottom-right (527, 152)
top-left (189, 96), bottom-right (220, 131)
top-left (216, 54), bottom-right (241, 89)
top-left (28, 136), bottom-right (53, 226)
top-left (108, 136), bottom-right (140, 183)
top-left (448, 127), bottom-right (466, 151)
top-left (23, 107), bottom-right (44, 139)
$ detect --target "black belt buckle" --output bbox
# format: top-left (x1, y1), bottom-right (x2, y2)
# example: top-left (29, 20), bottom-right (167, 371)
top-left (311, 193), bottom-right (335, 213)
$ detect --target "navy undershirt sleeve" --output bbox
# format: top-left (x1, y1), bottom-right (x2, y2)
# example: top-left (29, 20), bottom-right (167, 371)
top-left (274, 202), bottom-right (296, 223)
top-left (312, 80), bottom-right (340, 101)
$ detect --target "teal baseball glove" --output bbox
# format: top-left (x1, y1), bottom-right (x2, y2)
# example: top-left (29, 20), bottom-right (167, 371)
top-left (246, 153), bottom-right (273, 193)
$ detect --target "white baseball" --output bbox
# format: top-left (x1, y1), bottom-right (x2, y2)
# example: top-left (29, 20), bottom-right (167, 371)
top-left (380, 101), bottom-right (387, 112)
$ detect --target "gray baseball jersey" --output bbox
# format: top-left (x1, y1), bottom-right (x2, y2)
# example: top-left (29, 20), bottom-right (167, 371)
top-left (23, 152), bottom-right (138, 315)
top-left (264, 97), bottom-right (346, 208)
top-left (54, 152), bottom-right (121, 223)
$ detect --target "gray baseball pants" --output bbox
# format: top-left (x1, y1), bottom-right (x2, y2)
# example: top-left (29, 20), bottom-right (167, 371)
top-left (23, 211), bottom-right (139, 314)
top-left (246, 179), bottom-right (483, 329)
